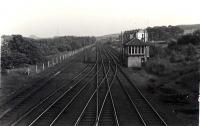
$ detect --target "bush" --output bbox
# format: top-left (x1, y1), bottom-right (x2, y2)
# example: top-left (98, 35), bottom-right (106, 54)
top-left (1, 35), bottom-right (96, 69)
top-left (150, 46), bottom-right (168, 58)
top-left (147, 26), bottom-right (184, 41)
top-left (183, 44), bottom-right (197, 61)
top-left (146, 83), bottom-right (157, 93)
top-left (145, 58), bottom-right (172, 76)
top-left (177, 30), bottom-right (200, 45)
top-left (169, 51), bottom-right (184, 63)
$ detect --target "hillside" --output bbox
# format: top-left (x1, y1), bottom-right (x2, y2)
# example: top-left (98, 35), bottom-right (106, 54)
top-left (121, 26), bottom-right (184, 42)
top-left (29, 34), bottom-right (40, 39)
top-left (1, 35), bottom-right (96, 69)
top-left (96, 24), bottom-right (200, 41)
top-left (96, 33), bottom-right (120, 41)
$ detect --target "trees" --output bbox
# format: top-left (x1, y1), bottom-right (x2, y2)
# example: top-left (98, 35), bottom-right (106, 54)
top-left (147, 26), bottom-right (184, 41)
top-left (1, 35), bottom-right (96, 69)
top-left (177, 30), bottom-right (200, 45)
top-left (122, 26), bottom-right (184, 43)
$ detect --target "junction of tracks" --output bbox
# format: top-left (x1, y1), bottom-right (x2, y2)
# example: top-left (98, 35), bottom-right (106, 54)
top-left (0, 43), bottom-right (171, 126)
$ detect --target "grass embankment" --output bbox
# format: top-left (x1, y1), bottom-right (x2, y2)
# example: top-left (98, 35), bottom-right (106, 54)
top-left (145, 44), bottom-right (198, 95)
top-left (142, 44), bottom-right (199, 126)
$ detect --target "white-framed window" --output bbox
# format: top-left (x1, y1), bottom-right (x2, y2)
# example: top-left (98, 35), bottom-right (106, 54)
top-left (135, 46), bottom-right (137, 54)
top-left (132, 46), bottom-right (134, 54)
top-left (142, 46), bottom-right (144, 54)
top-left (138, 46), bottom-right (141, 54)
top-left (128, 46), bottom-right (131, 54)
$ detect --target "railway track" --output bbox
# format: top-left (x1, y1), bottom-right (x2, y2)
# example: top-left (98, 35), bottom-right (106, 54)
top-left (0, 49), bottom-right (93, 126)
top-left (11, 58), bottom-right (101, 126)
top-left (10, 64), bottom-right (95, 126)
top-left (9, 44), bottom-right (107, 126)
top-left (0, 46), bottom-right (95, 126)
top-left (95, 46), bottom-right (118, 126)
top-left (68, 44), bottom-right (118, 126)
top-left (51, 49), bottom-right (105, 126)
top-left (1, 43), bottom-right (169, 126)
top-left (72, 44), bottom-right (109, 126)
top-left (103, 45), bottom-right (168, 126)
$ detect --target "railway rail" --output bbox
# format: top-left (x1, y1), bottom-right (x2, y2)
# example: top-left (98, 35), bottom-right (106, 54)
top-left (48, 46), bottom-right (106, 126)
top-left (0, 46), bottom-right (91, 121)
top-left (10, 64), bottom-right (95, 126)
top-left (0, 43), bottom-right (169, 126)
top-left (103, 45), bottom-right (168, 126)
top-left (0, 46), bottom-right (95, 126)
top-left (13, 58), bottom-right (101, 125)
top-left (71, 44), bottom-right (115, 126)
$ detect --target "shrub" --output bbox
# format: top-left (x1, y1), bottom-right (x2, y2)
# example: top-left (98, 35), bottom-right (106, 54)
top-left (150, 46), bottom-right (168, 58)
top-left (184, 44), bottom-right (197, 61)
top-left (169, 51), bottom-right (184, 63)
top-left (146, 83), bottom-right (157, 93)
top-left (1, 35), bottom-right (96, 69)
top-left (145, 58), bottom-right (172, 76)
top-left (177, 30), bottom-right (200, 45)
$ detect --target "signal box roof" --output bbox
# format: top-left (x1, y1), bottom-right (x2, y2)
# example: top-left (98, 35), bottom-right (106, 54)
top-left (124, 38), bottom-right (150, 46)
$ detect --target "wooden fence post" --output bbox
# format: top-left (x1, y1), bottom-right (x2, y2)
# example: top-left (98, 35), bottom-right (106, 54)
top-left (27, 67), bottom-right (30, 75)
top-left (52, 59), bottom-right (55, 66)
top-left (42, 63), bottom-right (45, 71)
top-left (48, 61), bottom-right (50, 67)
top-left (36, 65), bottom-right (38, 73)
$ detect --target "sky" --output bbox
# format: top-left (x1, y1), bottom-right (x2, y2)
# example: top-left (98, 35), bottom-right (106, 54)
top-left (0, 0), bottom-right (200, 38)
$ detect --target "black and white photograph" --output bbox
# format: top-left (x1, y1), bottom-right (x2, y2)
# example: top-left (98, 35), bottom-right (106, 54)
top-left (0, 0), bottom-right (199, 125)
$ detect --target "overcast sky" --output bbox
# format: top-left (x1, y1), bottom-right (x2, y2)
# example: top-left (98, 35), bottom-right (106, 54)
top-left (0, 0), bottom-right (200, 38)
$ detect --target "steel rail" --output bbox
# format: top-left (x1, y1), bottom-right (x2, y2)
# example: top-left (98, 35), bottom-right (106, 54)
top-left (74, 61), bottom-right (110, 126)
top-left (100, 45), bottom-right (119, 126)
top-left (10, 64), bottom-right (92, 126)
top-left (48, 80), bottom-right (91, 126)
top-left (48, 58), bottom-right (104, 126)
top-left (107, 46), bottom-right (168, 126)
top-left (102, 63), bottom-right (119, 126)
top-left (116, 73), bottom-right (147, 126)
top-left (27, 62), bottom-right (103, 126)
top-left (103, 46), bottom-right (147, 126)
top-left (0, 50), bottom-right (88, 120)
top-left (95, 47), bottom-right (118, 126)
top-left (73, 44), bottom-right (106, 126)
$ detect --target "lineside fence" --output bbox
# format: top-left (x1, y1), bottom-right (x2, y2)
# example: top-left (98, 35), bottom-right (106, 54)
top-left (6, 44), bottom-right (94, 76)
